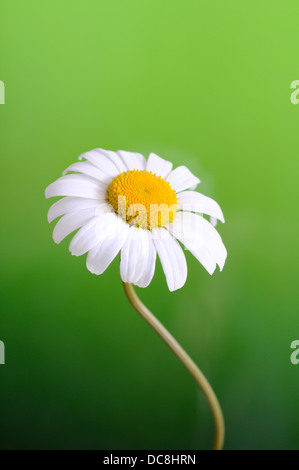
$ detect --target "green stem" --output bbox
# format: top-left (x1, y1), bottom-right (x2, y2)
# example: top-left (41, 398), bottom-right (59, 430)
top-left (122, 282), bottom-right (225, 450)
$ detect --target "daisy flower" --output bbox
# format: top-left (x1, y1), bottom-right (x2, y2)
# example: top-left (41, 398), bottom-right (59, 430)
top-left (45, 149), bottom-right (227, 291)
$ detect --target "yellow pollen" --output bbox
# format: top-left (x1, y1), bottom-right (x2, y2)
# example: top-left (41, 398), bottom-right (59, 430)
top-left (107, 170), bottom-right (178, 230)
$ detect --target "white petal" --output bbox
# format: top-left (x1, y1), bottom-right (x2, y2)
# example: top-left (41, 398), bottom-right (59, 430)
top-left (210, 216), bottom-right (217, 227)
top-left (97, 149), bottom-right (128, 174)
top-left (135, 232), bottom-right (156, 288)
top-left (117, 150), bottom-right (146, 171)
top-left (63, 162), bottom-right (112, 184)
top-left (45, 174), bottom-right (107, 200)
top-left (177, 191), bottom-right (225, 223)
top-left (166, 166), bottom-right (200, 192)
top-left (52, 208), bottom-right (97, 244)
top-left (78, 148), bottom-right (126, 177)
top-left (120, 227), bottom-right (150, 285)
top-left (69, 212), bottom-right (116, 256)
top-left (168, 212), bottom-right (227, 274)
top-left (146, 153), bottom-right (173, 178)
top-left (86, 216), bottom-right (129, 275)
top-left (48, 197), bottom-right (108, 223)
top-left (152, 229), bottom-right (187, 291)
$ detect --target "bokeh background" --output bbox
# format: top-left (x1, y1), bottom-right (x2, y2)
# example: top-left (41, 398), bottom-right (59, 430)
top-left (0, 0), bottom-right (298, 450)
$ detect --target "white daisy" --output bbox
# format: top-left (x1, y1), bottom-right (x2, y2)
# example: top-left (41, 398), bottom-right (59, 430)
top-left (45, 149), bottom-right (227, 291)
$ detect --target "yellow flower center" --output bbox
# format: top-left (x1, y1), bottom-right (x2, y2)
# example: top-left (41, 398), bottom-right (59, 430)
top-left (107, 170), bottom-right (178, 230)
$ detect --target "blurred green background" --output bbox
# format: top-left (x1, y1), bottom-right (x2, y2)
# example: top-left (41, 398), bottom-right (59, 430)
top-left (0, 0), bottom-right (298, 450)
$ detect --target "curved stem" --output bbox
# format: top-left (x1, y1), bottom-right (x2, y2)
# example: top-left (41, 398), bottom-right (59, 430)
top-left (122, 282), bottom-right (225, 450)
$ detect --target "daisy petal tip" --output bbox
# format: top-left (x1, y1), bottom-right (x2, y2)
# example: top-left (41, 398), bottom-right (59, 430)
top-left (69, 244), bottom-right (79, 257)
top-left (168, 279), bottom-right (186, 292)
top-left (217, 252), bottom-right (227, 272)
top-left (218, 211), bottom-right (225, 224)
top-left (86, 262), bottom-right (96, 275)
top-left (169, 285), bottom-right (180, 292)
top-left (201, 262), bottom-right (216, 275)
top-left (52, 234), bottom-right (61, 245)
top-left (44, 186), bottom-right (51, 199)
top-left (218, 258), bottom-right (227, 272)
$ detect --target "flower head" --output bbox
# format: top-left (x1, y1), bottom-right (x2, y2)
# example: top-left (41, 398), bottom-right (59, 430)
top-left (45, 149), bottom-right (227, 291)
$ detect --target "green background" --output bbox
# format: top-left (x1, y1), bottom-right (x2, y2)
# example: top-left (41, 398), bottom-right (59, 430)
top-left (0, 0), bottom-right (298, 450)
